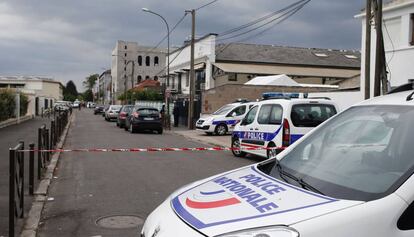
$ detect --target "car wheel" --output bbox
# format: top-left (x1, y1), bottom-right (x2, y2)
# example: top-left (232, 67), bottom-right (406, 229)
top-left (267, 143), bottom-right (278, 159)
top-left (215, 124), bottom-right (227, 136)
top-left (231, 137), bottom-right (246, 157)
top-left (157, 128), bottom-right (163, 134)
top-left (206, 132), bottom-right (213, 136)
top-left (116, 122), bottom-right (119, 127)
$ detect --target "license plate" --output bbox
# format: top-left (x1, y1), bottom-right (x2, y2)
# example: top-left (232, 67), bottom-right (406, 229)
top-left (144, 117), bottom-right (154, 120)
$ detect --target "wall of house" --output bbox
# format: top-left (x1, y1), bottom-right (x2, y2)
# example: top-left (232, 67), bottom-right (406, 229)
top-left (201, 84), bottom-right (334, 114)
top-left (359, 2), bottom-right (414, 97)
top-left (169, 34), bottom-right (217, 94)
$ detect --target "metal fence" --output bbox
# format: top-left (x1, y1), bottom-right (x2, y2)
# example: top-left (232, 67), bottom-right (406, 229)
top-left (8, 109), bottom-right (70, 237)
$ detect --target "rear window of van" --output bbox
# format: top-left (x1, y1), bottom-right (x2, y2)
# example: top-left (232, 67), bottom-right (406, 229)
top-left (291, 104), bottom-right (337, 127)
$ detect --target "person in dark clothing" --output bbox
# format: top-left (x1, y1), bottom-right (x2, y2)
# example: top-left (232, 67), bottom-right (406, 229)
top-left (173, 102), bottom-right (179, 127)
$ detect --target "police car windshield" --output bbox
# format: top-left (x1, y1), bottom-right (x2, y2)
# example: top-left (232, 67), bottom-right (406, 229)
top-left (213, 104), bottom-right (234, 115)
top-left (269, 105), bottom-right (414, 201)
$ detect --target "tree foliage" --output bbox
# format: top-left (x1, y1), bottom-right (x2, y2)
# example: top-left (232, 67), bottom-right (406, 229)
top-left (82, 89), bottom-right (94, 102)
top-left (0, 89), bottom-right (29, 122)
top-left (83, 74), bottom-right (98, 90)
top-left (63, 80), bottom-right (78, 101)
top-left (118, 89), bottom-right (163, 103)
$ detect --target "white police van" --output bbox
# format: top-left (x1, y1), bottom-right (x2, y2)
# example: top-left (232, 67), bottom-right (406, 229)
top-left (196, 101), bottom-right (256, 135)
top-left (141, 84), bottom-right (414, 237)
top-left (231, 96), bottom-right (338, 158)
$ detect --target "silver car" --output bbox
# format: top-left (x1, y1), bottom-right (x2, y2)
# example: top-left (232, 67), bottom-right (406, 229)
top-left (105, 105), bottom-right (122, 121)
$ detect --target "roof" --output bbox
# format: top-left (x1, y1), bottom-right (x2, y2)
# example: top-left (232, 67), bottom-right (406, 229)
top-left (131, 79), bottom-right (161, 91)
top-left (215, 43), bottom-right (361, 69)
top-left (245, 74), bottom-right (300, 86)
top-left (0, 76), bottom-right (63, 86)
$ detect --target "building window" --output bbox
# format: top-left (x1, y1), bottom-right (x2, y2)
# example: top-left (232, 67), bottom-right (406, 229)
top-left (172, 75), bottom-right (175, 89)
top-left (138, 56), bottom-right (142, 66)
top-left (124, 45), bottom-right (127, 50)
top-left (124, 67), bottom-right (126, 71)
top-left (154, 56), bottom-right (159, 66)
top-left (145, 76), bottom-right (150, 80)
top-left (145, 56), bottom-right (150, 66)
top-left (154, 76), bottom-right (158, 81)
top-left (186, 72), bottom-right (189, 87)
top-left (411, 14), bottom-right (414, 46)
top-left (124, 53), bottom-right (127, 57)
top-left (137, 75), bottom-right (142, 83)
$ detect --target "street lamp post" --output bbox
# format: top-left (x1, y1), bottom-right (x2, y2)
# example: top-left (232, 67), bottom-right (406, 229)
top-left (142, 7), bottom-right (170, 127)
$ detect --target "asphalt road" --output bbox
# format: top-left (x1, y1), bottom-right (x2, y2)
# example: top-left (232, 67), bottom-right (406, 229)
top-left (38, 109), bottom-right (258, 237)
top-left (0, 116), bottom-right (53, 237)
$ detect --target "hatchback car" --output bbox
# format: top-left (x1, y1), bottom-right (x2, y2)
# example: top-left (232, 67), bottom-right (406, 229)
top-left (232, 97), bottom-right (338, 159)
top-left (94, 105), bottom-right (105, 115)
top-left (116, 105), bottom-right (134, 128)
top-left (125, 106), bottom-right (162, 134)
top-left (141, 85), bottom-right (414, 237)
top-left (105, 105), bottom-right (122, 121)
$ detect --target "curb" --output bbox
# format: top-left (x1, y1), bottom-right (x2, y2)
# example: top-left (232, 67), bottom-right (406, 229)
top-left (168, 130), bottom-right (226, 148)
top-left (0, 115), bottom-right (34, 129)
top-left (19, 114), bottom-right (74, 237)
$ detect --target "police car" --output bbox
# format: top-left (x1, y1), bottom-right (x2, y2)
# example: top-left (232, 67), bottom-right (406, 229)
top-left (141, 84), bottom-right (414, 237)
top-left (231, 96), bottom-right (338, 158)
top-left (196, 101), bottom-right (256, 135)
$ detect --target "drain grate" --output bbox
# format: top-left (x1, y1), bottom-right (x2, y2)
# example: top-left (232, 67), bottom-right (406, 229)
top-left (96, 215), bottom-right (144, 229)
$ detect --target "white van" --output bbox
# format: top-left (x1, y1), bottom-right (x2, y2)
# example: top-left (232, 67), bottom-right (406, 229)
top-left (141, 84), bottom-right (414, 237)
top-left (231, 98), bottom-right (338, 158)
top-left (196, 101), bottom-right (256, 135)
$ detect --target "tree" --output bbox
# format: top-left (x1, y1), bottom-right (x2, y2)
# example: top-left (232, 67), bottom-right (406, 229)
top-left (83, 74), bottom-right (98, 90)
top-left (82, 89), bottom-right (94, 102)
top-left (63, 80), bottom-right (78, 102)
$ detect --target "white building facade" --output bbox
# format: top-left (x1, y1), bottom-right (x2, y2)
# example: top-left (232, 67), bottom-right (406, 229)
top-left (0, 76), bottom-right (63, 116)
top-left (98, 70), bottom-right (112, 105)
top-left (111, 41), bottom-right (166, 104)
top-left (357, 0), bottom-right (414, 96)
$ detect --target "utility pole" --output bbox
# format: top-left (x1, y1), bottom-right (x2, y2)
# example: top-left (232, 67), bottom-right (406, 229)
top-left (187, 9), bottom-right (196, 129)
top-left (373, 0), bottom-right (387, 96)
top-left (364, 0), bottom-right (372, 99)
top-left (123, 74), bottom-right (127, 105)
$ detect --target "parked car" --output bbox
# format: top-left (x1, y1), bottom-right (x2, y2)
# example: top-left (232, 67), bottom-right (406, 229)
top-left (105, 105), bottom-right (122, 121)
top-left (94, 105), bottom-right (105, 115)
top-left (125, 106), bottom-right (162, 134)
top-left (102, 104), bottom-right (110, 117)
top-left (196, 101), bottom-right (257, 136)
top-left (116, 105), bottom-right (134, 128)
top-left (72, 101), bottom-right (80, 108)
top-left (231, 96), bottom-right (338, 158)
top-left (87, 102), bottom-right (96, 108)
top-left (141, 84), bottom-right (414, 237)
top-left (54, 101), bottom-right (71, 111)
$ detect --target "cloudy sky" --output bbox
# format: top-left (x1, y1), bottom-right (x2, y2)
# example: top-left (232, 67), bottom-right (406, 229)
top-left (0, 0), bottom-right (365, 90)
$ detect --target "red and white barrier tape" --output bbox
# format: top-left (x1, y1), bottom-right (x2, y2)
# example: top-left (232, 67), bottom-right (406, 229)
top-left (16, 146), bottom-right (286, 153)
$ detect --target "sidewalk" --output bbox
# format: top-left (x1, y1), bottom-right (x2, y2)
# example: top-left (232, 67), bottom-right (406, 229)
top-left (169, 127), bottom-right (232, 148)
top-left (0, 116), bottom-right (53, 237)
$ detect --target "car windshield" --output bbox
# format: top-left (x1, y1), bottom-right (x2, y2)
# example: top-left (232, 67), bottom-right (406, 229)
top-left (213, 104), bottom-right (235, 115)
top-left (111, 105), bottom-right (122, 110)
top-left (265, 105), bottom-right (414, 201)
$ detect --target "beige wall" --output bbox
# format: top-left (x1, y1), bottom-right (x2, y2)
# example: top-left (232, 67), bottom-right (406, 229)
top-left (202, 84), bottom-right (335, 114)
top-left (40, 82), bottom-right (63, 100)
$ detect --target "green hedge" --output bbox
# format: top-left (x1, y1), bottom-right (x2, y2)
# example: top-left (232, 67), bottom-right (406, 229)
top-left (118, 89), bottom-right (163, 102)
top-left (0, 90), bottom-right (29, 122)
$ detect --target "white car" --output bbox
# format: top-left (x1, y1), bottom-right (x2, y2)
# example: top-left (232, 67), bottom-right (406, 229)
top-left (141, 84), bottom-right (414, 237)
top-left (196, 101), bottom-right (256, 135)
top-left (231, 98), bottom-right (338, 158)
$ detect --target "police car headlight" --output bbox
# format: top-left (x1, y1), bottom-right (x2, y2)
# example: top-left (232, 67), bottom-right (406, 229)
top-left (216, 226), bottom-right (299, 237)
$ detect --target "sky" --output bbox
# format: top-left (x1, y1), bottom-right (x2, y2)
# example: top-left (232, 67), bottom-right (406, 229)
top-left (0, 0), bottom-right (365, 91)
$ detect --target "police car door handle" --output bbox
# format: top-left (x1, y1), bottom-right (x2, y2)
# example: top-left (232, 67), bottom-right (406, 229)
top-left (254, 128), bottom-right (259, 130)
top-left (249, 128), bottom-right (254, 131)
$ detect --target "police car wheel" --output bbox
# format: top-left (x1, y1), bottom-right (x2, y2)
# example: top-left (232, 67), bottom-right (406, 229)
top-left (231, 138), bottom-right (246, 157)
top-left (267, 143), bottom-right (278, 159)
top-left (215, 124), bottom-right (227, 136)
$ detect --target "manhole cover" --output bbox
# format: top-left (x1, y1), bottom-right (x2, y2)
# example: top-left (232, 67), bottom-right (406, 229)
top-left (96, 215), bottom-right (144, 229)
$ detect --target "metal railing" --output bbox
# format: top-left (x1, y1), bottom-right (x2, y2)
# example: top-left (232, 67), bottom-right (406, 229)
top-left (8, 109), bottom-right (70, 236)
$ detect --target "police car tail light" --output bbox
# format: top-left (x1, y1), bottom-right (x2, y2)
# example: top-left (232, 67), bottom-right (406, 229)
top-left (217, 226), bottom-right (299, 237)
top-left (282, 119), bottom-right (291, 147)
